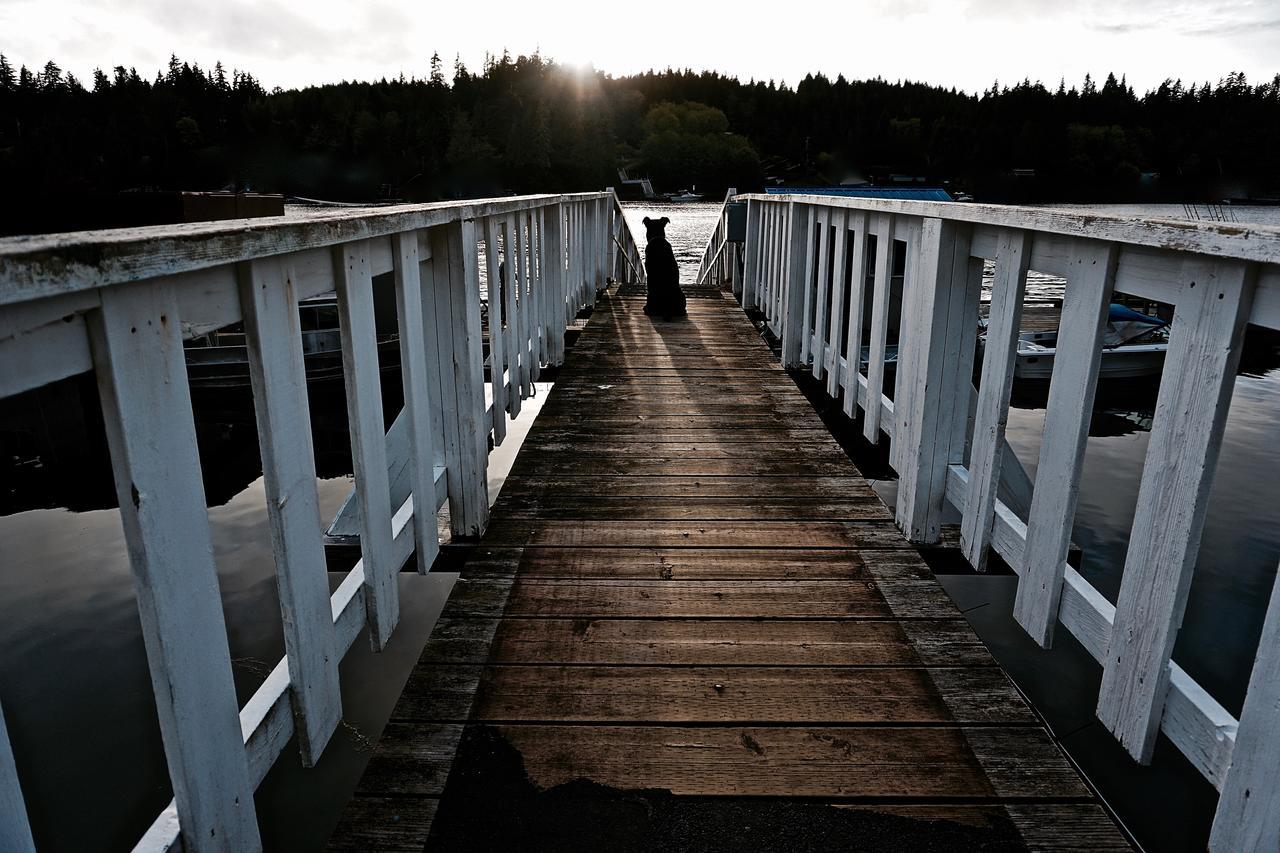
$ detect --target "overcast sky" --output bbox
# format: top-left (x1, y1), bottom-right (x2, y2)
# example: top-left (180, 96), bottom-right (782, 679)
top-left (2, 0), bottom-right (1277, 94)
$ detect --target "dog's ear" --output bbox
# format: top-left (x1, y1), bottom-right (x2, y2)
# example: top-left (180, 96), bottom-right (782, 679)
top-left (642, 217), bottom-right (652, 225)
top-left (660, 217), bottom-right (670, 225)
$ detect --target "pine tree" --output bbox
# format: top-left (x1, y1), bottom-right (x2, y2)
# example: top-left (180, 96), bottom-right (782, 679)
top-left (40, 60), bottom-right (63, 90)
top-left (0, 54), bottom-right (14, 90)
top-left (429, 51), bottom-right (445, 88)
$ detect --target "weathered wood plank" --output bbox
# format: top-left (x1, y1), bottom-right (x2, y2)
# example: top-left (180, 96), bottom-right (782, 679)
top-left (488, 496), bottom-right (889, 521)
top-left (394, 666), bottom-right (1033, 725)
top-left (505, 439), bottom-right (849, 460)
top-left (505, 458), bottom-right (865, 478)
top-left (454, 546), bottom-right (907, 579)
top-left (477, 520), bottom-right (912, 549)
top-left (521, 428), bottom-right (837, 443)
top-left (351, 723), bottom-right (464, 796)
top-left (492, 724), bottom-right (1087, 799)
top-left (328, 796), bottom-right (437, 853)
top-left (421, 618), bottom-right (989, 667)
top-left (498, 579), bottom-right (900, 618)
top-left (493, 476), bottom-right (875, 499)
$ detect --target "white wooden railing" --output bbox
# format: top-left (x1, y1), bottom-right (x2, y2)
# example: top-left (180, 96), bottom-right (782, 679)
top-left (713, 192), bottom-right (1280, 852)
top-left (694, 188), bottom-right (739, 292)
top-left (0, 190), bottom-right (643, 852)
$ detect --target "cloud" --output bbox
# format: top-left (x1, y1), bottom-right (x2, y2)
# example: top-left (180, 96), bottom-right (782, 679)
top-left (1081, 0), bottom-right (1280, 38)
top-left (1181, 16), bottom-right (1280, 35)
top-left (110, 0), bottom-right (415, 63)
top-left (1, 0), bottom-right (1276, 95)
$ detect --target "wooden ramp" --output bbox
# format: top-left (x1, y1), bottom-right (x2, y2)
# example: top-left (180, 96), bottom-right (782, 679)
top-left (331, 291), bottom-right (1130, 852)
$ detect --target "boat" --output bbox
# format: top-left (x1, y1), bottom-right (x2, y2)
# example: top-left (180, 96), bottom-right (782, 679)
top-left (984, 304), bottom-right (1169, 381)
top-left (184, 294), bottom-right (401, 389)
top-left (666, 189), bottom-right (704, 202)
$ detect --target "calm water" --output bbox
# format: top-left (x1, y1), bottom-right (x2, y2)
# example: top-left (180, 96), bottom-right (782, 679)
top-left (622, 202), bottom-right (724, 284)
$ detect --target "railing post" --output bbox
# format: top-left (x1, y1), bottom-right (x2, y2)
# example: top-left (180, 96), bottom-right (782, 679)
top-left (0, 698), bottom-right (35, 853)
top-left (333, 240), bottom-right (398, 650)
top-left (534, 207), bottom-right (550, 365)
top-left (840, 212), bottom-right (870, 419)
top-left (498, 217), bottom-right (523, 422)
top-left (1097, 258), bottom-right (1254, 762)
top-left (810, 209), bottom-right (832, 380)
top-left (724, 190), bottom-right (737, 276)
top-left (959, 228), bottom-right (1031, 571)
top-left (894, 217), bottom-right (978, 544)
top-left (391, 232), bottom-right (442, 572)
top-left (605, 189), bottom-right (619, 284)
top-left (569, 201), bottom-right (579, 311)
top-left (1210, 561), bottom-right (1280, 852)
top-left (429, 217), bottom-right (490, 538)
top-left (780, 202), bottom-right (813, 367)
top-left (482, 218), bottom-right (509, 445)
top-left (1012, 240), bottom-right (1117, 644)
top-left (88, 280), bottom-right (260, 851)
top-left (861, 213), bottom-right (896, 443)
top-left (514, 212), bottom-right (535, 396)
top-left (546, 204), bottom-right (567, 364)
top-left (824, 209), bottom-right (850, 395)
top-left (799, 208), bottom-right (820, 366)
top-left (762, 205), bottom-right (776, 322)
top-left (238, 256), bottom-right (342, 765)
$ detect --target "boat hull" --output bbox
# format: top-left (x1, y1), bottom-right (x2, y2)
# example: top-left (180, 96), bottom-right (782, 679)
top-left (1013, 345), bottom-right (1167, 381)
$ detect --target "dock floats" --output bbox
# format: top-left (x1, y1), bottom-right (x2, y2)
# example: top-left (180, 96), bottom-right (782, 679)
top-left (330, 289), bottom-right (1128, 850)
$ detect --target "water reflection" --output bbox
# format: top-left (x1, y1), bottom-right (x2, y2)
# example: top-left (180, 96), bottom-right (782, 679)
top-left (621, 202), bottom-right (722, 285)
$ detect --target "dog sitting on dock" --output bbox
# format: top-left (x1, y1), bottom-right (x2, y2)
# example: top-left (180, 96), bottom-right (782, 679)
top-left (642, 216), bottom-right (686, 318)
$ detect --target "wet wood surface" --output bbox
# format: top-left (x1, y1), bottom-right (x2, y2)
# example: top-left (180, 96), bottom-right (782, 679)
top-left (330, 291), bottom-right (1129, 851)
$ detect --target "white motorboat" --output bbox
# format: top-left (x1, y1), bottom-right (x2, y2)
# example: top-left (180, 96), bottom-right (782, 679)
top-left (983, 304), bottom-right (1169, 381)
top-left (666, 189), bottom-right (704, 202)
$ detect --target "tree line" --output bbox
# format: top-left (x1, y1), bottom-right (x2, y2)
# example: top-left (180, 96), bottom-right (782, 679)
top-left (1, 51), bottom-right (1277, 206)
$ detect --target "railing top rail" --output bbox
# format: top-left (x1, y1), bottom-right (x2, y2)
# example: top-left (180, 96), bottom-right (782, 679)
top-left (0, 192), bottom-right (609, 307)
top-left (741, 193), bottom-right (1280, 266)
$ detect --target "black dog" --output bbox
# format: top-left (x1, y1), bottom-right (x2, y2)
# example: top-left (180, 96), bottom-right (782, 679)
top-left (641, 216), bottom-right (686, 318)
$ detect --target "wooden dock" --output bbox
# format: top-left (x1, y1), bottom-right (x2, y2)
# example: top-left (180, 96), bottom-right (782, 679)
top-left (331, 289), bottom-right (1129, 851)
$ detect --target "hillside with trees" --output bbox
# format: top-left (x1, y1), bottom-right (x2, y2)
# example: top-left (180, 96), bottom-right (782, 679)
top-left (0, 50), bottom-right (1277, 208)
